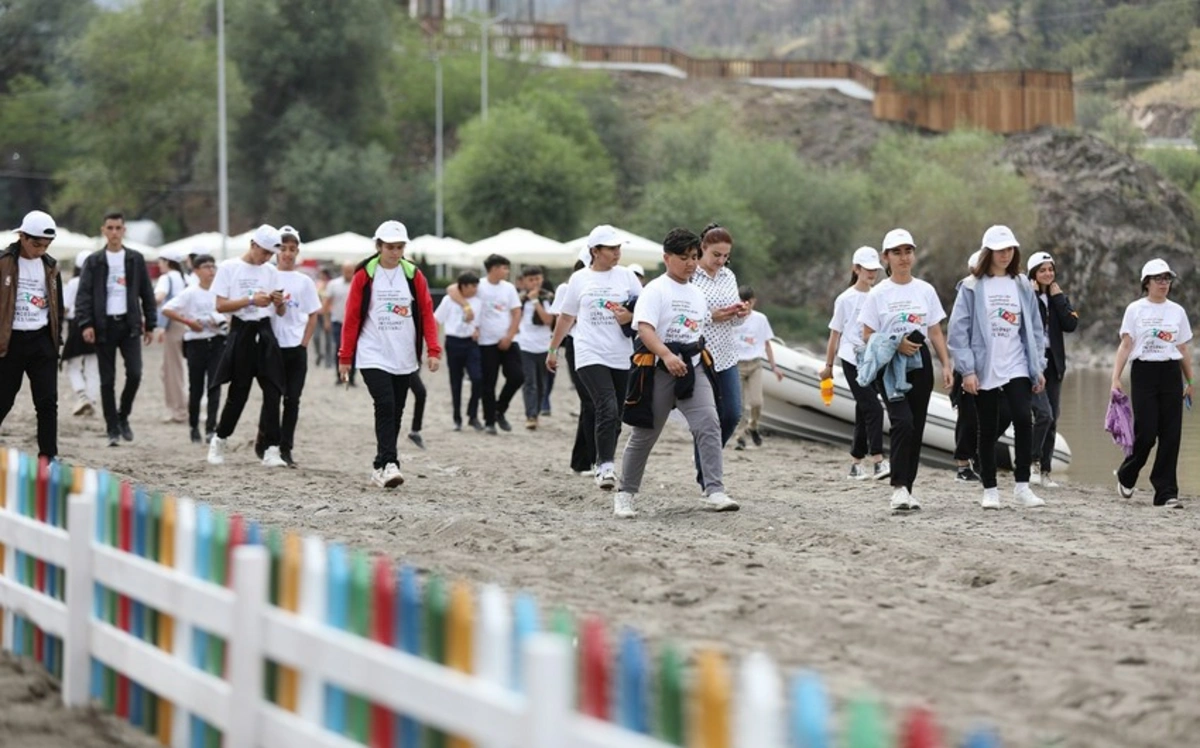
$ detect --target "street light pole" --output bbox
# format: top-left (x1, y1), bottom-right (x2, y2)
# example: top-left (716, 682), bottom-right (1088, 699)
top-left (217, 0), bottom-right (229, 260)
top-left (435, 52), bottom-right (444, 238)
top-left (461, 13), bottom-right (506, 123)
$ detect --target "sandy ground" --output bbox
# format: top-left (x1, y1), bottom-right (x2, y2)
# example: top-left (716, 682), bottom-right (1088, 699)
top-left (2, 344), bottom-right (1199, 747)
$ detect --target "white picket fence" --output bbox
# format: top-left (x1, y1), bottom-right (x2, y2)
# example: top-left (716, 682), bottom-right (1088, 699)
top-left (0, 460), bottom-right (796, 748)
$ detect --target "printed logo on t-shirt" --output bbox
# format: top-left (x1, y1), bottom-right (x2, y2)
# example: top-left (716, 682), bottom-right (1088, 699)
top-left (383, 301), bottom-right (412, 317)
top-left (894, 311), bottom-right (925, 326)
top-left (19, 292), bottom-right (48, 309)
top-left (1150, 328), bottom-right (1176, 342)
top-left (992, 308), bottom-right (1020, 325)
top-left (740, 334), bottom-right (757, 346)
top-left (490, 301), bottom-right (507, 312)
top-left (673, 314), bottom-right (701, 332)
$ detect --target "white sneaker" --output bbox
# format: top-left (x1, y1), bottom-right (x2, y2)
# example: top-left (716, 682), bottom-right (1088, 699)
top-left (981, 487), bottom-right (1001, 510)
top-left (1028, 472), bottom-right (1041, 486)
top-left (595, 466), bottom-right (617, 491)
top-left (262, 446), bottom-right (288, 468)
top-left (613, 491), bottom-right (637, 519)
top-left (847, 463), bottom-right (870, 480)
top-left (1015, 484), bottom-right (1045, 508)
top-left (699, 492), bottom-right (740, 512)
top-left (873, 460), bottom-right (891, 480)
top-left (371, 467), bottom-right (387, 488)
top-left (1039, 472), bottom-right (1060, 489)
top-left (889, 487), bottom-right (911, 511)
top-left (906, 492), bottom-right (921, 511)
top-left (381, 462), bottom-right (405, 488)
top-left (72, 396), bottom-right (93, 417)
top-left (207, 435), bottom-right (226, 465)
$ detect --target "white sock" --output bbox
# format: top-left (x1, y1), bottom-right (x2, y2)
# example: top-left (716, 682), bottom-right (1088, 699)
top-left (984, 487), bottom-right (1000, 499)
top-left (598, 461), bottom-right (615, 474)
top-left (1015, 482), bottom-right (1029, 492)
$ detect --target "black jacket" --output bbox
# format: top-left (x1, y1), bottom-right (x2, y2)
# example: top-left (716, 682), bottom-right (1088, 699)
top-left (1036, 290), bottom-right (1078, 381)
top-left (75, 247), bottom-right (157, 342)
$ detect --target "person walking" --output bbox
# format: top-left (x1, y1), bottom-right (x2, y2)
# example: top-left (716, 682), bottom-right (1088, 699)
top-left (548, 226), bottom-right (642, 491)
top-left (549, 260), bottom-right (598, 475)
top-left (338, 220), bottom-right (441, 488)
top-left (856, 228), bottom-right (953, 512)
top-left (691, 224), bottom-right (748, 451)
top-left (1112, 259), bottom-right (1193, 508)
top-left (614, 228), bottom-right (738, 518)
top-left (155, 248), bottom-right (189, 424)
top-left (1026, 251), bottom-right (1078, 488)
top-left (314, 267), bottom-right (332, 368)
top-left (325, 261), bottom-right (355, 385)
top-left (948, 226), bottom-right (1047, 510)
top-left (950, 250), bottom-right (984, 483)
top-left (0, 211), bottom-right (64, 460)
top-left (76, 211), bottom-right (157, 447)
top-left (818, 247), bottom-right (888, 479)
top-left (435, 271), bottom-right (484, 431)
top-left (733, 285), bottom-right (783, 450)
top-left (206, 225), bottom-right (287, 467)
top-left (62, 251), bottom-right (99, 417)
top-left (517, 265), bottom-right (554, 430)
top-left (162, 254), bottom-right (227, 444)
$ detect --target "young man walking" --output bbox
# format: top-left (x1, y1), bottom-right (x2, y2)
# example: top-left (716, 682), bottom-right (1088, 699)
top-left (162, 254), bottom-right (227, 444)
top-left (76, 211), bottom-right (157, 447)
top-left (206, 225), bottom-right (287, 467)
top-left (0, 211), bottom-right (64, 460)
top-left (435, 271), bottom-right (484, 431)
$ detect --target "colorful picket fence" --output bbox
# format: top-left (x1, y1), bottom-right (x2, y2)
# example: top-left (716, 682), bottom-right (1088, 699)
top-left (0, 448), bottom-right (1004, 747)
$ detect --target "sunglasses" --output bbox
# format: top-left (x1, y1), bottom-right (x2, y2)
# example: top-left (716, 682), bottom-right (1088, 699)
top-left (1148, 274), bottom-right (1174, 283)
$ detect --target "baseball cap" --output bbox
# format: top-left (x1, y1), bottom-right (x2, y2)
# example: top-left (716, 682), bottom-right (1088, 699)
top-left (586, 224), bottom-right (625, 249)
top-left (159, 247), bottom-right (186, 264)
top-left (1140, 258), bottom-right (1176, 280)
top-left (881, 228), bottom-right (915, 252)
top-left (1026, 251), bottom-right (1053, 273)
top-left (279, 225), bottom-right (301, 244)
top-left (967, 249), bottom-right (982, 271)
top-left (373, 220), bottom-right (409, 243)
top-left (628, 263), bottom-right (645, 277)
top-left (851, 246), bottom-right (883, 270)
top-left (251, 224), bottom-right (282, 253)
top-left (981, 225), bottom-right (1019, 250)
top-left (18, 210), bottom-right (57, 239)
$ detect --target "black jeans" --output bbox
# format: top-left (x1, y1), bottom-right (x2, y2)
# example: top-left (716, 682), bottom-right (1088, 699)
top-left (1031, 366), bottom-right (1063, 473)
top-left (843, 359), bottom-right (884, 459)
top-left (399, 371), bottom-right (426, 433)
top-left (96, 317), bottom-right (143, 435)
top-left (445, 336), bottom-right (481, 424)
top-left (330, 321), bottom-right (354, 384)
top-left (1118, 360), bottom-right (1184, 504)
top-left (0, 329), bottom-right (58, 459)
top-left (873, 346), bottom-right (933, 492)
top-left (216, 346), bottom-right (281, 445)
top-left (267, 346), bottom-right (308, 453)
top-left (361, 368), bottom-right (412, 469)
top-left (521, 350), bottom-right (548, 419)
top-left (184, 336), bottom-right (226, 434)
top-left (952, 370), bottom-right (979, 464)
top-left (480, 342), bottom-right (524, 425)
top-left (564, 337), bottom-right (596, 472)
top-left (575, 364), bottom-right (629, 466)
top-left (976, 377), bottom-right (1034, 489)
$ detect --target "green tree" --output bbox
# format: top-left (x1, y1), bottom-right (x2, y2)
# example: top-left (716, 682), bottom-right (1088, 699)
top-left (1094, 4), bottom-right (1194, 81)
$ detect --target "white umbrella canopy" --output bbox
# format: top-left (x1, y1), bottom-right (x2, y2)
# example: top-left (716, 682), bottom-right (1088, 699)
top-left (2, 228), bottom-right (153, 263)
top-left (463, 228), bottom-right (571, 269)
top-left (406, 235), bottom-right (473, 267)
top-left (562, 227), bottom-right (664, 267)
top-left (300, 231), bottom-right (376, 263)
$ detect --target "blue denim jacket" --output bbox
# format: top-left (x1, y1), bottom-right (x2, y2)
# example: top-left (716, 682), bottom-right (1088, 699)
top-left (855, 332), bottom-right (923, 401)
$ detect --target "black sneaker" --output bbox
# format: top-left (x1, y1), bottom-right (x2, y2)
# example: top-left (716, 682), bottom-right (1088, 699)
top-left (485, 424), bottom-right (498, 435)
top-left (408, 432), bottom-right (426, 450)
top-left (496, 414), bottom-right (512, 432)
top-left (453, 420), bottom-right (463, 432)
top-left (190, 427), bottom-right (202, 444)
top-left (956, 465), bottom-right (980, 482)
top-left (107, 433), bottom-right (120, 448)
top-left (281, 450), bottom-right (297, 468)
top-left (540, 409), bottom-right (552, 417)
top-left (734, 438), bottom-right (746, 451)
top-left (468, 417), bottom-right (485, 432)
top-left (749, 429), bottom-right (763, 447)
top-left (119, 419), bottom-right (134, 442)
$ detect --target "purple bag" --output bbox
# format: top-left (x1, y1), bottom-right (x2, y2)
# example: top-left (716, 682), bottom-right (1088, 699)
top-left (1105, 388), bottom-right (1135, 457)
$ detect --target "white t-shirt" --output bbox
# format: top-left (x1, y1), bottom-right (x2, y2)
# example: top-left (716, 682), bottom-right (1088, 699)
top-left (355, 266), bottom-right (418, 376)
top-left (634, 275), bottom-right (707, 349)
top-left (162, 285), bottom-right (225, 341)
top-left (829, 287), bottom-right (870, 365)
top-left (105, 250), bottom-right (127, 316)
top-left (737, 311), bottom-right (774, 362)
top-left (270, 270), bottom-right (321, 348)
top-left (63, 276), bottom-right (80, 320)
top-left (558, 267), bottom-right (642, 369)
top-left (978, 275), bottom-right (1029, 391)
top-left (435, 295), bottom-right (482, 339)
top-left (326, 276), bottom-right (351, 323)
top-left (475, 278), bottom-right (521, 347)
top-left (515, 298), bottom-right (553, 354)
top-left (13, 257), bottom-right (50, 331)
top-left (548, 282), bottom-right (569, 314)
top-left (1120, 298), bottom-right (1193, 362)
top-left (210, 258), bottom-right (279, 322)
top-left (155, 270), bottom-right (185, 305)
top-left (856, 277), bottom-right (946, 343)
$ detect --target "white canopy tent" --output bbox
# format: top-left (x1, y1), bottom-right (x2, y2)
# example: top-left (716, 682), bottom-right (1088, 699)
top-left (561, 227), bottom-right (664, 268)
top-left (2, 229), bottom-right (155, 264)
top-left (406, 235), bottom-right (473, 267)
top-left (296, 232), bottom-right (376, 263)
top-left (462, 228), bottom-right (571, 269)
top-left (154, 230), bottom-right (255, 262)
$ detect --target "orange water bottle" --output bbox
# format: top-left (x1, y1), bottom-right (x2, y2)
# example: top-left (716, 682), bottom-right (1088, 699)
top-left (820, 377), bottom-right (835, 407)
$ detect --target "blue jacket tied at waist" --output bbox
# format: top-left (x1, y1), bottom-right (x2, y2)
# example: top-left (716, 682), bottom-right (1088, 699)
top-left (856, 332), bottom-right (923, 401)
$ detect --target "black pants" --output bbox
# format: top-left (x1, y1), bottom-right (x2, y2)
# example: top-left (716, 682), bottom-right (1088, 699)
top-left (445, 336), bottom-right (481, 425)
top-left (842, 359), bottom-right (884, 459)
top-left (331, 321), bottom-right (354, 384)
top-left (96, 317), bottom-right (143, 436)
top-left (952, 371), bottom-right (979, 464)
top-left (576, 364), bottom-right (629, 466)
top-left (976, 377), bottom-right (1034, 489)
top-left (873, 346), bottom-right (933, 492)
top-left (480, 342), bottom-right (524, 425)
top-left (399, 370), bottom-right (426, 433)
top-left (1031, 367), bottom-right (1063, 473)
top-left (0, 329), bottom-right (57, 459)
top-left (361, 368), bottom-right (412, 469)
top-left (259, 346), bottom-right (308, 453)
top-left (542, 370), bottom-right (555, 413)
top-left (216, 346), bottom-right (281, 445)
top-left (521, 350), bottom-right (548, 419)
top-left (1119, 360), bottom-right (1184, 504)
top-left (184, 337), bottom-right (226, 434)
top-left (564, 338), bottom-right (596, 472)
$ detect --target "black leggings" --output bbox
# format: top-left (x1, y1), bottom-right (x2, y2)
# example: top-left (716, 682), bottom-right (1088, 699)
top-left (1118, 360), bottom-right (1184, 504)
top-left (563, 338), bottom-right (596, 472)
top-left (952, 371), bottom-right (978, 464)
top-left (873, 346), bottom-right (933, 492)
top-left (842, 359), bottom-right (884, 459)
top-left (976, 377), bottom-right (1034, 489)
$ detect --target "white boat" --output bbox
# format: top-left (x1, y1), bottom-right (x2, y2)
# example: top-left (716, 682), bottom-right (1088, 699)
top-left (758, 342), bottom-right (1072, 472)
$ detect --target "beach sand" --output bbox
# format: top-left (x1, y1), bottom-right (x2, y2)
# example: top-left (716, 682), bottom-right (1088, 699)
top-left (1, 344), bottom-right (1198, 746)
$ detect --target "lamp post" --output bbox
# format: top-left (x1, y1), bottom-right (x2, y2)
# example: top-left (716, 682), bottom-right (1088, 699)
top-left (460, 13), bottom-right (506, 122)
top-left (435, 50), bottom-right (444, 238)
top-left (217, 0), bottom-right (229, 259)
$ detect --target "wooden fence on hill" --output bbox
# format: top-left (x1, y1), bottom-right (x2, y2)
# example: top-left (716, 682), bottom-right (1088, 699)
top-left (425, 18), bottom-right (1075, 134)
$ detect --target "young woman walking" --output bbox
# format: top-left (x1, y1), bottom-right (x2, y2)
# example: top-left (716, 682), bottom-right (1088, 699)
top-left (691, 224), bottom-right (748, 453)
top-left (857, 228), bottom-right (953, 512)
top-left (820, 246), bottom-right (889, 480)
top-left (1026, 251), bottom-right (1078, 488)
top-left (948, 226), bottom-right (1047, 510)
top-left (1112, 259), bottom-right (1193, 507)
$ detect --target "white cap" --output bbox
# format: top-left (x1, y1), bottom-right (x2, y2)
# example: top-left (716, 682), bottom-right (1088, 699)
top-left (75, 250), bottom-right (92, 267)
top-left (577, 246), bottom-right (592, 267)
top-left (851, 246), bottom-right (883, 270)
top-left (251, 224), bottom-right (282, 253)
top-left (159, 247), bottom-right (186, 264)
top-left (967, 249), bottom-right (982, 271)
top-left (881, 228), bottom-right (915, 252)
top-left (373, 220), bottom-right (409, 243)
top-left (628, 263), bottom-right (645, 277)
top-left (1026, 251), bottom-right (1053, 273)
top-left (1140, 258), bottom-right (1176, 280)
top-left (279, 225), bottom-right (301, 243)
top-left (981, 224), bottom-right (1019, 250)
top-left (586, 224), bottom-right (625, 249)
top-left (18, 210), bottom-right (57, 239)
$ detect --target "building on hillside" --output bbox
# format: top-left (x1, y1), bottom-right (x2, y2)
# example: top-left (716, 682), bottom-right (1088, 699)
top-left (410, 0), bottom-right (536, 21)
